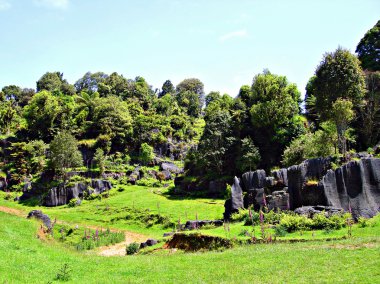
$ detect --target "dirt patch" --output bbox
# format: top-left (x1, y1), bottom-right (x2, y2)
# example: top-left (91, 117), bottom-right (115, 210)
top-left (0, 205), bottom-right (148, 256)
top-left (97, 231), bottom-right (147, 256)
top-left (0, 206), bottom-right (26, 217)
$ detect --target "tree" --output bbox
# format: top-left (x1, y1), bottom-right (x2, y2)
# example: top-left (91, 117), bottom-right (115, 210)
top-left (356, 20), bottom-right (380, 71)
top-left (331, 99), bottom-right (355, 156)
top-left (355, 71), bottom-right (380, 149)
top-left (92, 96), bottom-right (133, 149)
top-left (37, 72), bottom-right (75, 95)
top-left (159, 80), bottom-right (175, 98)
top-left (312, 47), bottom-right (365, 119)
top-left (93, 148), bottom-right (106, 175)
top-left (197, 110), bottom-right (235, 175)
top-left (49, 131), bottom-right (82, 180)
top-left (2, 85), bottom-right (22, 101)
top-left (139, 142), bottom-right (154, 165)
top-left (236, 137), bottom-right (260, 172)
top-left (249, 71), bottom-right (304, 168)
top-left (0, 100), bottom-right (21, 135)
top-left (74, 72), bottom-right (108, 93)
top-left (176, 78), bottom-right (205, 117)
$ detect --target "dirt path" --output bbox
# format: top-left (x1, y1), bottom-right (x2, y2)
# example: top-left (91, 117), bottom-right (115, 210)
top-left (0, 205), bottom-right (148, 256)
top-left (0, 205), bottom-right (26, 217)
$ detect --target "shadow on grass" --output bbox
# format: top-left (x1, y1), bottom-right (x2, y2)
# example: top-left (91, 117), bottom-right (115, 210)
top-left (161, 186), bottom-right (224, 202)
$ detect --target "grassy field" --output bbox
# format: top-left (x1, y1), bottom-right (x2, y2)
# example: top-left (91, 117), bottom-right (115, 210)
top-left (0, 185), bottom-right (225, 238)
top-left (1, 211), bottom-right (379, 283)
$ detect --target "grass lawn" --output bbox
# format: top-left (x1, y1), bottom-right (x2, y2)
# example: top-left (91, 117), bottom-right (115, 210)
top-left (1, 211), bottom-right (380, 283)
top-left (0, 185), bottom-right (225, 238)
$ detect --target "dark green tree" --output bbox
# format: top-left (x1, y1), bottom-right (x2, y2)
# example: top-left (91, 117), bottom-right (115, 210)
top-left (356, 20), bottom-right (380, 71)
top-left (49, 131), bottom-right (82, 180)
top-left (312, 47), bottom-right (365, 119)
top-left (159, 80), bottom-right (175, 98)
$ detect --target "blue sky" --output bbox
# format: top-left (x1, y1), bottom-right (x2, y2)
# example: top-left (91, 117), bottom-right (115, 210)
top-left (0, 0), bottom-right (379, 98)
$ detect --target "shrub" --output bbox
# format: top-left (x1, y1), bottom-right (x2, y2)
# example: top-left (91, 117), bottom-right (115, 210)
top-left (136, 178), bottom-right (161, 188)
top-left (126, 242), bottom-right (140, 255)
top-left (55, 263), bottom-right (71, 281)
top-left (67, 198), bottom-right (80, 208)
top-left (274, 225), bottom-right (287, 237)
top-left (279, 214), bottom-right (313, 232)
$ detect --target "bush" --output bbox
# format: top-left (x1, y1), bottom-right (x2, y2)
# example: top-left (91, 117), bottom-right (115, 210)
top-left (274, 225), bottom-right (287, 237)
top-left (67, 198), bottom-right (80, 208)
top-left (279, 214), bottom-right (313, 232)
top-left (126, 242), bottom-right (140, 255)
top-left (136, 178), bottom-right (161, 188)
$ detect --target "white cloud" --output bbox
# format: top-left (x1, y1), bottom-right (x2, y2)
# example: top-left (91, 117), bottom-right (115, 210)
top-left (0, 0), bottom-right (11, 11)
top-left (219, 29), bottom-right (248, 42)
top-left (34, 0), bottom-right (69, 9)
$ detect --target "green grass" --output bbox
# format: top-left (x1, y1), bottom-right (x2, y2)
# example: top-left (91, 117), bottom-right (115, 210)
top-left (0, 185), bottom-right (225, 238)
top-left (1, 212), bottom-right (379, 283)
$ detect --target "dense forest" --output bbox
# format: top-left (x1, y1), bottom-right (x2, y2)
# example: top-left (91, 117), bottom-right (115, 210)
top-left (0, 20), bottom-right (379, 195)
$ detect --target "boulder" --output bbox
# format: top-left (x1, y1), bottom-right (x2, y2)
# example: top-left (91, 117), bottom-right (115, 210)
top-left (140, 239), bottom-right (158, 249)
top-left (294, 206), bottom-right (343, 217)
top-left (267, 190), bottom-right (289, 211)
top-left (160, 162), bottom-right (183, 174)
top-left (184, 220), bottom-right (223, 230)
top-left (231, 176), bottom-right (244, 211)
top-left (27, 210), bottom-right (52, 230)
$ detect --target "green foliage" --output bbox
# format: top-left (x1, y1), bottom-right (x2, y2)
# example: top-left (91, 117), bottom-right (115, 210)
top-left (93, 148), bottom-right (106, 175)
top-left (356, 20), bottom-right (380, 71)
top-left (236, 137), bottom-right (261, 172)
top-left (282, 121), bottom-right (337, 166)
top-left (49, 131), bottom-right (82, 179)
top-left (126, 242), bottom-right (140, 255)
top-left (67, 198), bottom-right (80, 208)
top-left (312, 47), bottom-right (365, 120)
top-left (139, 143), bottom-right (154, 166)
top-left (55, 263), bottom-right (71, 281)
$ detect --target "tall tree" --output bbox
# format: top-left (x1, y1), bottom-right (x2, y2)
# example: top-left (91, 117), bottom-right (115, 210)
top-left (36, 72), bottom-right (76, 95)
top-left (249, 71), bottom-right (304, 168)
top-left (312, 47), bottom-right (365, 119)
top-left (159, 80), bottom-right (175, 98)
top-left (74, 72), bottom-right (108, 93)
top-left (356, 20), bottom-right (380, 72)
top-left (49, 131), bottom-right (82, 180)
top-left (331, 99), bottom-right (355, 156)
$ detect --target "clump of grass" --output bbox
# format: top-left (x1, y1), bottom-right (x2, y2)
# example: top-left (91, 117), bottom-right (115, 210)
top-left (76, 228), bottom-right (125, 251)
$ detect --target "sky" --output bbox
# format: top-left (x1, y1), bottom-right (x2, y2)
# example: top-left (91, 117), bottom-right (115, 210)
top-left (0, 0), bottom-right (379, 98)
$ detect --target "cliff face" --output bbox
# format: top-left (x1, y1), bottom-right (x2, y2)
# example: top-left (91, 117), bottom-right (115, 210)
top-left (226, 157), bottom-right (380, 219)
top-left (321, 159), bottom-right (380, 218)
top-left (44, 179), bottom-right (112, 207)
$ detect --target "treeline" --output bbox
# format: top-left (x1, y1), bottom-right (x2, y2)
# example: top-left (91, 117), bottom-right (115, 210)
top-left (0, 20), bottom-right (379, 191)
top-left (186, 20), bottom-right (380, 181)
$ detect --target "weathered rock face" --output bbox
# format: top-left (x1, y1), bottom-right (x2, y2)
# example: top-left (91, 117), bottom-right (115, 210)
top-left (321, 159), bottom-right (380, 219)
top-left (287, 158), bottom-right (331, 209)
top-left (294, 206), bottom-right (343, 218)
top-left (231, 176), bottom-right (244, 211)
top-left (0, 178), bottom-right (7, 191)
top-left (27, 210), bottom-right (52, 230)
top-left (160, 162), bottom-right (183, 175)
top-left (184, 220), bottom-right (223, 230)
top-left (43, 179), bottom-right (112, 207)
top-left (224, 157), bottom-right (380, 219)
top-left (241, 170), bottom-right (266, 190)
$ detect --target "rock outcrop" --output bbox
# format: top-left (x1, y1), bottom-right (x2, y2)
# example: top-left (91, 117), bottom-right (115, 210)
top-left (43, 179), bottom-right (112, 207)
top-left (27, 210), bottom-right (52, 230)
top-left (224, 157), bottom-right (380, 219)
